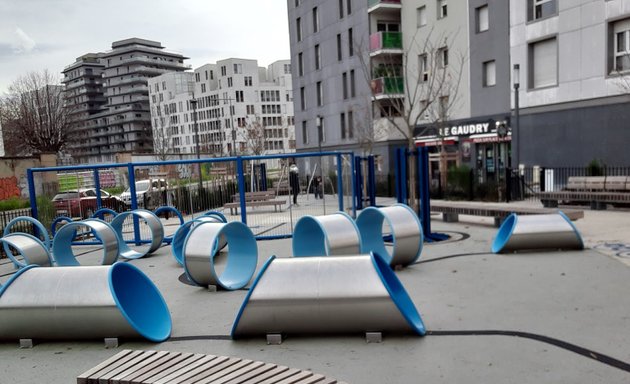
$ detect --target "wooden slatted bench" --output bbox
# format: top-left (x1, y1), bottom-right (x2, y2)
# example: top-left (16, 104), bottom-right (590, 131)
top-left (536, 176), bottom-right (630, 210)
top-left (430, 201), bottom-right (584, 227)
top-left (77, 349), bottom-right (349, 384)
top-left (223, 191), bottom-right (286, 215)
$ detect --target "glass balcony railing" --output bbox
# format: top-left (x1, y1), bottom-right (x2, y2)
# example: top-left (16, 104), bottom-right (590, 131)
top-left (368, 0), bottom-right (401, 9)
top-left (371, 77), bottom-right (404, 96)
top-left (370, 32), bottom-right (402, 52)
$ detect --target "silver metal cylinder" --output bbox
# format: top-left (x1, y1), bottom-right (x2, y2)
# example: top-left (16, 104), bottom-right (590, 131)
top-left (0, 263), bottom-right (171, 342)
top-left (231, 254), bottom-right (425, 338)
top-left (52, 219), bottom-right (120, 266)
top-left (492, 212), bottom-right (584, 253)
top-left (292, 212), bottom-right (362, 257)
top-left (356, 204), bottom-right (423, 267)
top-left (171, 216), bottom-right (226, 266)
top-left (3, 216), bottom-right (51, 269)
top-left (184, 221), bottom-right (258, 290)
top-left (110, 209), bottom-right (164, 259)
top-left (0, 233), bottom-right (52, 267)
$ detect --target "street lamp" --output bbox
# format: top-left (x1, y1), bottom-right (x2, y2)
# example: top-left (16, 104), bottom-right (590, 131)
top-left (316, 115), bottom-right (325, 211)
top-left (513, 64), bottom-right (520, 171)
top-left (190, 97), bottom-right (203, 192)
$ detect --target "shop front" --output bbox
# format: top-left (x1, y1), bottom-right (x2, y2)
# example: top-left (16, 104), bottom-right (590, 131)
top-left (414, 116), bottom-right (511, 186)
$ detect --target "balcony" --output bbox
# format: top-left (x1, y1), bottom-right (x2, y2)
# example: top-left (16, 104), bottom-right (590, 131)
top-left (367, 0), bottom-right (401, 14)
top-left (370, 32), bottom-right (403, 56)
top-left (370, 77), bottom-right (404, 99)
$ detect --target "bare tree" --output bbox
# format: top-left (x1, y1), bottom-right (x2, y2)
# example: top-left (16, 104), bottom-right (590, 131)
top-left (0, 70), bottom-right (74, 155)
top-left (151, 103), bottom-right (173, 161)
top-left (353, 105), bottom-right (375, 156)
top-left (358, 28), bottom-right (466, 208)
top-left (241, 115), bottom-right (267, 156)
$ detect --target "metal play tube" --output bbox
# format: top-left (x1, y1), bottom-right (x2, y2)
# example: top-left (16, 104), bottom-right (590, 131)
top-left (153, 206), bottom-right (185, 245)
top-left (3, 216), bottom-right (51, 268)
top-left (171, 215), bottom-right (227, 266)
top-left (231, 253), bottom-right (425, 338)
top-left (292, 212), bottom-right (362, 257)
top-left (0, 263), bottom-right (171, 342)
top-left (183, 221), bottom-right (258, 290)
top-left (492, 212), bottom-right (584, 254)
top-left (355, 204), bottom-right (423, 267)
top-left (110, 209), bottom-right (164, 259)
top-left (0, 233), bottom-right (52, 267)
top-left (52, 219), bottom-right (120, 266)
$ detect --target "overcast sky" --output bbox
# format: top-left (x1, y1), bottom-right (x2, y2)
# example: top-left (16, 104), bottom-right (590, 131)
top-left (0, 0), bottom-right (291, 94)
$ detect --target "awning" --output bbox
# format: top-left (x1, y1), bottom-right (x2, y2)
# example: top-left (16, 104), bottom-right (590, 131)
top-left (469, 132), bottom-right (511, 144)
top-left (414, 136), bottom-right (458, 147)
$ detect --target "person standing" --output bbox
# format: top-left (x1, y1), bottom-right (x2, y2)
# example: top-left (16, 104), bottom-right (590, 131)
top-left (313, 176), bottom-right (323, 199)
top-left (289, 163), bottom-right (300, 205)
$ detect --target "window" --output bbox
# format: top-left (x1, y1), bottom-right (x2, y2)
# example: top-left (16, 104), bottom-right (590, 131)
top-left (244, 76), bottom-right (253, 86)
top-left (227, 77), bottom-right (233, 87)
top-left (298, 52), bottom-right (304, 76)
top-left (350, 70), bottom-right (356, 97)
top-left (313, 7), bottom-right (319, 33)
top-left (235, 90), bottom-right (244, 102)
top-left (613, 19), bottom-right (630, 72)
top-left (296, 17), bottom-right (302, 42)
top-left (438, 0), bottom-right (447, 19)
top-left (318, 117), bottom-right (325, 143)
top-left (302, 121), bottom-right (308, 144)
top-left (339, 0), bottom-right (344, 18)
top-left (340, 112), bottom-right (346, 139)
top-left (483, 60), bottom-right (496, 87)
top-left (201, 83), bottom-right (207, 93)
top-left (348, 110), bottom-right (354, 138)
top-left (348, 28), bottom-right (354, 56)
top-left (246, 105), bottom-right (255, 114)
top-left (528, 0), bottom-right (556, 21)
top-left (342, 72), bottom-right (348, 99)
top-left (529, 37), bottom-right (557, 88)
top-left (337, 34), bottom-right (343, 61)
top-left (419, 54), bottom-right (428, 82)
top-left (233, 63), bottom-right (242, 74)
top-left (317, 81), bottom-right (323, 106)
top-left (315, 44), bottom-right (321, 70)
top-left (347, 0), bottom-right (352, 15)
top-left (417, 6), bottom-right (427, 27)
top-left (438, 47), bottom-right (449, 68)
top-left (300, 87), bottom-right (305, 110)
top-left (476, 5), bottom-right (489, 32)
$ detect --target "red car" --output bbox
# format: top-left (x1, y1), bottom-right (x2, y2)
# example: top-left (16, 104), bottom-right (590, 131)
top-left (53, 188), bottom-right (124, 218)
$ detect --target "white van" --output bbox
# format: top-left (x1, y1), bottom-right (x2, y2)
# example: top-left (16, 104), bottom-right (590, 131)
top-left (120, 178), bottom-right (168, 209)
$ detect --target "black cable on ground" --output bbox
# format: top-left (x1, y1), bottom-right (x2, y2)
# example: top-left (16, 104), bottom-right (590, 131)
top-left (163, 330), bottom-right (630, 373)
top-left (414, 251), bottom-right (491, 265)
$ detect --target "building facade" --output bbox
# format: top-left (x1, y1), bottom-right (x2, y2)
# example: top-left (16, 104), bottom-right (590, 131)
top-left (511, 0), bottom-right (630, 167)
top-left (147, 58), bottom-right (295, 158)
top-left (63, 38), bottom-right (188, 164)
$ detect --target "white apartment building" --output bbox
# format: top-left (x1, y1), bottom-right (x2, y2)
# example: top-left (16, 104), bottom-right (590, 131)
top-left (148, 59), bottom-right (295, 158)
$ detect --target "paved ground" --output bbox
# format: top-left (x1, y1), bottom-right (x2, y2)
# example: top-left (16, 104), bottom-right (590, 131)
top-left (0, 199), bottom-right (629, 383)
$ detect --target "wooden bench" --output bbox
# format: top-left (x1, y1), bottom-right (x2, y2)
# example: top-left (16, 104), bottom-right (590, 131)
top-left (537, 176), bottom-right (630, 210)
top-left (77, 349), bottom-right (349, 384)
top-left (431, 201), bottom-right (584, 227)
top-left (224, 191), bottom-right (286, 215)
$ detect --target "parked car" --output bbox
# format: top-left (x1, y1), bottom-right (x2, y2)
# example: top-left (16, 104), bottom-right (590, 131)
top-left (120, 179), bottom-right (168, 209)
top-left (53, 188), bottom-right (124, 218)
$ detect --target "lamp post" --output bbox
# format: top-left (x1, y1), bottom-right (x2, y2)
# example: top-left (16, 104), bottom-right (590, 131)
top-left (190, 97), bottom-right (203, 192)
top-left (513, 64), bottom-right (520, 171)
top-left (316, 115), bottom-right (325, 212)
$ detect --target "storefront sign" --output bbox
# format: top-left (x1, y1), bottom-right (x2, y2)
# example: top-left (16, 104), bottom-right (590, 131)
top-left (439, 123), bottom-right (490, 137)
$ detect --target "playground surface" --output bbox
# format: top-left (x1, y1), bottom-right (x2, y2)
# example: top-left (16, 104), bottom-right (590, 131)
top-left (0, 199), bottom-right (629, 383)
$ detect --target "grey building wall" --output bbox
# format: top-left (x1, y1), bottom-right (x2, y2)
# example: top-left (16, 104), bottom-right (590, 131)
top-left (288, 0), bottom-right (372, 157)
top-left (468, 0), bottom-right (510, 118)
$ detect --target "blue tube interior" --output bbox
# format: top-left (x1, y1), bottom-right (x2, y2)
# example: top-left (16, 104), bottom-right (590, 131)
top-left (154, 206), bottom-right (185, 245)
top-left (110, 211), bottom-right (154, 259)
top-left (171, 221), bottom-right (195, 265)
top-left (292, 216), bottom-right (328, 257)
top-left (356, 208), bottom-right (391, 264)
top-left (51, 216), bottom-right (73, 237)
top-left (52, 222), bottom-right (82, 266)
top-left (558, 211), bottom-right (584, 249)
top-left (108, 262), bottom-right (172, 342)
top-left (204, 210), bottom-right (227, 223)
top-left (491, 213), bottom-right (517, 253)
top-left (231, 255), bottom-right (276, 339)
top-left (370, 252), bottom-right (426, 336)
top-left (209, 221), bottom-right (258, 290)
top-left (91, 208), bottom-right (118, 220)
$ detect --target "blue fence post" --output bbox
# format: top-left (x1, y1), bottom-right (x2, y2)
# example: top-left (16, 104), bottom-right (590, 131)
top-left (27, 169), bottom-right (38, 221)
top-left (417, 147), bottom-right (432, 238)
top-left (354, 156), bottom-right (363, 210)
top-left (350, 153), bottom-right (357, 218)
top-left (367, 155), bottom-right (376, 206)
top-left (93, 169), bottom-right (102, 211)
top-left (236, 157), bottom-right (247, 225)
top-left (127, 164), bottom-right (141, 245)
top-left (336, 153), bottom-right (344, 212)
